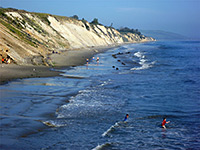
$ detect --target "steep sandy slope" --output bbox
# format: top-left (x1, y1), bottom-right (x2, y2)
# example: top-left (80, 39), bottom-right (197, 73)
top-left (0, 8), bottom-right (155, 66)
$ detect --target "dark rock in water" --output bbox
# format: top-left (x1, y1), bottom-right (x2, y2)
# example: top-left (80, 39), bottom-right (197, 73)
top-left (112, 66), bottom-right (115, 68)
top-left (112, 54), bottom-right (117, 58)
top-left (121, 62), bottom-right (126, 65)
top-left (116, 68), bottom-right (119, 70)
top-left (117, 52), bottom-right (123, 55)
top-left (125, 52), bottom-right (130, 54)
top-left (117, 60), bottom-right (121, 62)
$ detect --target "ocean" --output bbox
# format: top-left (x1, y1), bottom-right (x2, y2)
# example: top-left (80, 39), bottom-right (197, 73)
top-left (0, 40), bottom-right (200, 150)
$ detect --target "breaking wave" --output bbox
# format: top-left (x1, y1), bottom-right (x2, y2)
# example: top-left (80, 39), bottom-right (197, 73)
top-left (131, 51), bottom-right (156, 70)
top-left (102, 122), bottom-right (121, 137)
top-left (92, 142), bottom-right (113, 150)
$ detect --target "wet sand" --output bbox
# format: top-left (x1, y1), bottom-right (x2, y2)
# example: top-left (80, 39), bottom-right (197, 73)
top-left (0, 64), bottom-right (63, 85)
top-left (0, 45), bottom-right (119, 85)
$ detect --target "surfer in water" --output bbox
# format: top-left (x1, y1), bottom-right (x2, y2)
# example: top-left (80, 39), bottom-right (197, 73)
top-left (162, 118), bottom-right (170, 129)
top-left (124, 114), bottom-right (129, 122)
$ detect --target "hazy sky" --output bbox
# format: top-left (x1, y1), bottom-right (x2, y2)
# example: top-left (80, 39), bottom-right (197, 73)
top-left (1, 0), bottom-right (200, 39)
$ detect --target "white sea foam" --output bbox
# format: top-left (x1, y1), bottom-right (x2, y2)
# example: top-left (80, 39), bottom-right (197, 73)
top-left (56, 88), bottom-right (106, 119)
top-left (130, 62), bottom-right (154, 70)
top-left (102, 122), bottom-right (120, 137)
top-left (134, 51), bottom-right (145, 58)
top-left (139, 59), bottom-right (147, 64)
top-left (99, 79), bottom-right (111, 87)
top-left (131, 51), bottom-right (156, 70)
top-left (92, 144), bottom-right (104, 150)
top-left (92, 143), bottom-right (112, 150)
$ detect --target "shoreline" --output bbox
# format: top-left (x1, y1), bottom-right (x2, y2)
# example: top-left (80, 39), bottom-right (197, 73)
top-left (0, 40), bottom-right (155, 85)
top-left (0, 44), bottom-right (120, 85)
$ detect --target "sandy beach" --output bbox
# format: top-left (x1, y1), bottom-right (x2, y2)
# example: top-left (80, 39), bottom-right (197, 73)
top-left (0, 45), bottom-right (119, 85)
top-left (0, 64), bottom-right (63, 85)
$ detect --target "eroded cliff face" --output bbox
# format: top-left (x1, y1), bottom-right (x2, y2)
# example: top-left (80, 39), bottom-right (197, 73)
top-left (0, 8), bottom-right (155, 66)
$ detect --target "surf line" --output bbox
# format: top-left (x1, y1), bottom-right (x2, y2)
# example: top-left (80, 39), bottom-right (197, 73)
top-left (102, 122), bottom-right (120, 137)
top-left (102, 114), bottom-right (129, 137)
top-left (92, 142), bottom-right (113, 150)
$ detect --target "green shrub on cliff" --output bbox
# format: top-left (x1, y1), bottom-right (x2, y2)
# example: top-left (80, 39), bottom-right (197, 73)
top-left (90, 18), bottom-right (101, 25)
top-left (0, 9), bottom-right (24, 30)
top-left (0, 8), bottom-right (6, 17)
top-left (71, 15), bottom-right (79, 20)
top-left (118, 27), bottom-right (141, 35)
top-left (0, 19), bottom-right (36, 47)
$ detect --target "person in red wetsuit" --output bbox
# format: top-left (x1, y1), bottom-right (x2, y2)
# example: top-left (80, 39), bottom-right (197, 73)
top-left (162, 118), bottom-right (170, 129)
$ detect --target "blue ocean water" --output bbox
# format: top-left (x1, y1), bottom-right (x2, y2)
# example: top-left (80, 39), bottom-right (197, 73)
top-left (0, 40), bottom-right (200, 150)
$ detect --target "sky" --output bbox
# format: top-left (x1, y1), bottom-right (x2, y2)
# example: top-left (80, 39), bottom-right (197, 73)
top-left (0, 0), bottom-right (200, 39)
